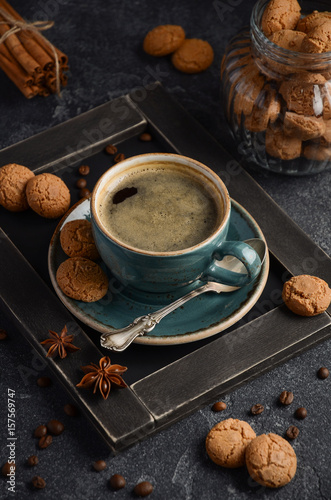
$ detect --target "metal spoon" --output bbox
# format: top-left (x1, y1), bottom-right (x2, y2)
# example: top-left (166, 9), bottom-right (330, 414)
top-left (100, 238), bottom-right (267, 352)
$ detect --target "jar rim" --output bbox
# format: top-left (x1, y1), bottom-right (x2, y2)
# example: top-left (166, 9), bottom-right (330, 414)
top-left (251, 0), bottom-right (331, 70)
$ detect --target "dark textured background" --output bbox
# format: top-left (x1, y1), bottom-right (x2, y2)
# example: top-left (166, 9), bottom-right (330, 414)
top-left (0, 1), bottom-right (330, 499)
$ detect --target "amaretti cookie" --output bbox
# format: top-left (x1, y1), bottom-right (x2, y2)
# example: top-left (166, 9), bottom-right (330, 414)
top-left (0, 163), bottom-right (35, 212)
top-left (283, 112), bottom-right (326, 141)
top-left (279, 73), bottom-right (327, 116)
top-left (321, 120), bottom-right (331, 144)
top-left (304, 144), bottom-right (331, 160)
top-left (233, 65), bottom-right (265, 118)
top-left (245, 433), bottom-right (297, 488)
top-left (171, 38), bottom-right (214, 73)
top-left (282, 275), bottom-right (331, 316)
top-left (60, 219), bottom-right (100, 260)
top-left (300, 19), bottom-right (331, 53)
top-left (205, 418), bottom-right (256, 468)
top-left (221, 45), bottom-right (251, 76)
top-left (265, 126), bottom-right (302, 160)
top-left (269, 29), bottom-right (306, 51)
top-left (261, 0), bottom-right (301, 37)
top-left (26, 173), bottom-right (70, 218)
top-left (143, 25), bottom-right (185, 56)
top-left (244, 87), bottom-right (280, 132)
top-left (56, 257), bottom-right (108, 302)
top-left (296, 11), bottom-right (331, 33)
top-left (227, 62), bottom-right (259, 116)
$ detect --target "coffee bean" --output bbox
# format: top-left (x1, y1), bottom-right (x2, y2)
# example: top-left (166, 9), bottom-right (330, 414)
top-left (27, 455), bottom-right (39, 467)
top-left (79, 187), bottom-right (91, 198)
top-left (34, 425), bottom-right (47, 438)
top-left (114, 153), bottom-right (125, 163)
top-left (0, 328), bottom-right (8, 340)
top-left (295, 407), bottom-right (307, 419)
top-left (76, 178), bottom-right (87, 189)
top-left (212, 401), bottom-right (227, 412)
top-left (31, 476), bottom-right (46, 489)
top-left (317, 367), bottom-right (329, 379)
top-left (286, 425), bottom-right (300, 440)
top-left (36, 376), bottom-right (52, 388)
top-left (64, 403), bottom-right (80, 417)
top-left (93, 460), bottom-right (107, 472)
top-left (47, 419), bottom-right (64, 436)
top-left (78, 165), bottom-right (90, 176)
top-left (251, 404), bottom-right (264, 415)
top-left (38, 435), bottom-right (52, 449)
top-left (109, 474), bottom-right (126, 490)
top-left (105, 144), bottom-right (118, 155)
top-left (2, 462), bottom-right (15, 476)
top-left (134, 481), bottom-right (153, 497)
top-left (139, 132), bottom-right (152, 142)
top-left (279, 390), bottom-right (294, 405)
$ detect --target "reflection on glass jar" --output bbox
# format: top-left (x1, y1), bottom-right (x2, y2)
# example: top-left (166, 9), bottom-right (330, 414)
top-left (221, 0), bottom-right (331, 175)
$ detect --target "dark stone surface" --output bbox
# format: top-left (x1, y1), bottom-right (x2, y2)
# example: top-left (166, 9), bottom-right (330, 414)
top-left (0, 1), bottom-right (330, 499)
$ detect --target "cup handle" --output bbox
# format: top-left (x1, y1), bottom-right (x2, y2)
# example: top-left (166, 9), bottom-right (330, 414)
top-left (202, 241), bottom-right (262, 286)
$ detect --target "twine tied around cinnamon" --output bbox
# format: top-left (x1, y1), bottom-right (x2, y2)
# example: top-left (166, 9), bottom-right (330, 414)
top-left (0, 6), bottom-right (61, 95)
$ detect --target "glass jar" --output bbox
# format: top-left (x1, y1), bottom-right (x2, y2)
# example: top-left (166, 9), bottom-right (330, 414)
top-left (221, 0), bottom-right (331, 175)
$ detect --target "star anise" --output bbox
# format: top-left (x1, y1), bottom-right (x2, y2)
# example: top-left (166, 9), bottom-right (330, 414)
top-left (40, 325), bottom-right (80, 359)
top-left (76, 356), bottom-right (127, 400)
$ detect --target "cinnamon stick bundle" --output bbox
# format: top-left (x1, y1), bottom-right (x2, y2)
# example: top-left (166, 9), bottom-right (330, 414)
top-left (0, 0), bottom-right (68, 98)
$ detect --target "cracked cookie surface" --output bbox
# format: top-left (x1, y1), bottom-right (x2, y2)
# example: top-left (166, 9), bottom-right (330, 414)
top-left (245, 433), bottom-right (297, 488)
top-left (0, 163), bottom-right (35, 212)
top-left (261, 0), bottom-right (301, 37)
top-left (282, 274), bottom-right (331, 316)
top-left (143, 25), bottom-right (185, 56)
top-left (56, 257), bottom-right (108, 302)
top-left (171, 38), bottom-right (214, 73)
top-left (26, 173), bottom-right (70, 218)
top-left (205, 418), bottom-right (256, 468)
top-left (60, 219), bottom-right (100, 260)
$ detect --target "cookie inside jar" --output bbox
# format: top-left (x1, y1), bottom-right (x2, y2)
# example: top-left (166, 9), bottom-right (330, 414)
top-left (221, 0), bottom-right (331, 175)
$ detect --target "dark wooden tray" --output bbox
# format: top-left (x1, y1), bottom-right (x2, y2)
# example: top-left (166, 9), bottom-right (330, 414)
top-left (1, 83), bottom-right (330, 452)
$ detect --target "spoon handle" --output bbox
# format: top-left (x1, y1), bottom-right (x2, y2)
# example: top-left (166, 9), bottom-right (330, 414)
top-left (100, 314), bottom-right (158, 351)
top-left (100, 282), bottom-right (223, 352)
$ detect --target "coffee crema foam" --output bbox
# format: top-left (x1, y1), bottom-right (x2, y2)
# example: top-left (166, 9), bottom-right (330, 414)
top-left (98, 162), bottom-right (223, 253)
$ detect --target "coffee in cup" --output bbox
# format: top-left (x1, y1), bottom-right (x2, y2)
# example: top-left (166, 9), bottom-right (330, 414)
top-left (97, 161), bottom-right (224, 253)
top-left (91, 153), bottom-right (261, 293)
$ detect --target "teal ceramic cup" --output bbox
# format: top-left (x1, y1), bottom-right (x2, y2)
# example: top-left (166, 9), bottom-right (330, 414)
top-left (91, 153), bottom-right (261, 293)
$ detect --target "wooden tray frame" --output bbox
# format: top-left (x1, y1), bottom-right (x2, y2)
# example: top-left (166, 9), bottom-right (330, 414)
top-left (1, 83), bottom-right (330, 452)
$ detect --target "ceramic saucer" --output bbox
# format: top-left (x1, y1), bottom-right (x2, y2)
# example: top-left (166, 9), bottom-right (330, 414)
top-left (48, 198), bottom-right (269, 345)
